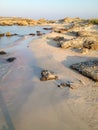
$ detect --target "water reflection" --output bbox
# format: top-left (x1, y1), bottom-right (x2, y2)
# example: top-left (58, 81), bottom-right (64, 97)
top-left (0, 90), bottom-right (15, 130)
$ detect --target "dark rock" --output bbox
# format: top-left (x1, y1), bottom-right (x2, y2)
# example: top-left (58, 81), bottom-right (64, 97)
top-left (29, 33), bottom-right (36, 36)
top-left (70, 31), bottom-right (79, 36)
top-left (40, 70), bottom-right (58, 81)
top-left (0, 51), bottom-right (7, 55)
top-left (54, 28), bottom-right (68, 33)
top-left (37, 33), bottom-right (43, 36)
top-left (43, 27), bottom-right (52, 30)
top-left (0, 33), bottom-right (5, 37)
top-left (6, 57), bottom-right (16, 62)
top-left (53, 36), bottom-right (65, 42)
top-left (71, 60), bottom-right (98, 81)
top-left (83, 39), bottom-right (98, 50)
top-left (36, 31), bottom-right (43, 36)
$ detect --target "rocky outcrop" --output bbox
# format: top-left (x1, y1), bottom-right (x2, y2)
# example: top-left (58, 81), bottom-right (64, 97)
top-left (83, 38), bottom-right (98, 50)
top-left (76, 31), bottom-right (92, 37)
top-left (40, 70), bottom-right (58, 81)
top-left (60, 38), bottom-right (83, 49)
top-left (59, 17), bottom-right (81, 23)
top-left (53, 32), bottom-right (98, 52)
top-left (71, 60), bottom-right (98, 81)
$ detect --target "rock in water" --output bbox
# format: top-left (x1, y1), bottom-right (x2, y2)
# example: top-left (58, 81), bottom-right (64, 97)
top-left (0, 51), bottom-right (7, 55)
top-left (71, 60), bottom-right (98, 81)
top-left (40, 70), bottom-right (58, 81)
top-left (6, 57), bottom-right (16, 62)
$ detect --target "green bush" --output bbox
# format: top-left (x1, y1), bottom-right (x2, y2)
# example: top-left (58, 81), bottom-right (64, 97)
top-left (89, 19), bottom-right (98, 25)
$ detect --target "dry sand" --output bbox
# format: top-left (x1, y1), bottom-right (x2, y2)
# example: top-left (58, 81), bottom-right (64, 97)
top-left (27, 31), bottom-right (98, 130)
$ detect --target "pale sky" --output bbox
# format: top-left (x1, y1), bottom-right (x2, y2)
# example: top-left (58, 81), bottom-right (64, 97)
top-left (0, 0), bottom-right (98, 19)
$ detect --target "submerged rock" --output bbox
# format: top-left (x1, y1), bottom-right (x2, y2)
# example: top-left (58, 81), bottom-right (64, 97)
top-left (40, 70), bottom-right (58, 81)
top-left (6, 57), bottom-right (16, 62)
top-left (83, 38), bottom-right (98, 50)
top-left (36, 31), bottom-right (43, 36)
top-left (6, 32), bottom-right (18, 37)
top-left (71, 60), bottom-right (98, 81)
top-left (29, 33), bottom-right (36, 36)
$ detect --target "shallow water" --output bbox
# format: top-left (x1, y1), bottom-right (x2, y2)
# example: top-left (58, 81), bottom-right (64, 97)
top-left (0, 25), bottom-right (51, 130)
top-left (0, 25), bottom-right (50, 35)
top-left (0, 25), bottom-right (50, 49)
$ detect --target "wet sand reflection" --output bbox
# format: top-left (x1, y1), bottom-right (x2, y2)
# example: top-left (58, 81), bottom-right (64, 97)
top-left (0, 90), bottom-right (15, 130)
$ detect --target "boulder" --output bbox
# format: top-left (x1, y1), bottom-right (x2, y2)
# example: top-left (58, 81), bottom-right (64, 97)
top-left (71, 60), bottom-right (98, 81)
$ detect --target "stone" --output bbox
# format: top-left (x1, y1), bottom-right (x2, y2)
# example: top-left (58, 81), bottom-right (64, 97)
top-left (58, 80), bottom-right (82, 89)
top-left (0, 51), bottom-right (7, 55)
top-left (6, 57), bottom-right (16, 62)
top-left (43, 27), bottom-right (52, 30)
top-left (36, 31), bottom-right (43, 36)
top-left (0, 33), bottom-right (5, 37)
top-left (71, 60), bottom-right (98, 81)
top-left (6, 32), bottom-right (17, 37)
top-left (60, 38), bottom-right (83, 49)
top-left (40, 70), bottom-right (58, 81)
top-left (29, 33), bottom-right (36, 36)
top-left (83, 39), bottom-right (98, 50)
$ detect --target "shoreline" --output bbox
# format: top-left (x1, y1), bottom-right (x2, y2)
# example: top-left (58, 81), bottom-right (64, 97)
top-left (0, 19), bottom-right (98, 130)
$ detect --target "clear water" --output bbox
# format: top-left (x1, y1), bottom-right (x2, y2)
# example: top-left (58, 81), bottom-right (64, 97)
top-left (0, 25), bottom-right (51, 130)
top-left (0, 25), bottom-right (50, 49)
top-left (0, 25), bottom-right (50, 35)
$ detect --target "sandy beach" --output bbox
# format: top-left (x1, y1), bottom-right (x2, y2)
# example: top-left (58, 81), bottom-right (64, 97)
top-left (0, 18), bottom-right (98, 130)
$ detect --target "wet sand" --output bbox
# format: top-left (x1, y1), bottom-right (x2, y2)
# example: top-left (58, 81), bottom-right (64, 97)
top-left (0, 24), bottom-right (98, 130)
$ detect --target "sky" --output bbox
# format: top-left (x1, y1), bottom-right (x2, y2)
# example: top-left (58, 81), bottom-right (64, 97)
top-left (0, 0), bottom-right (98, 19)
